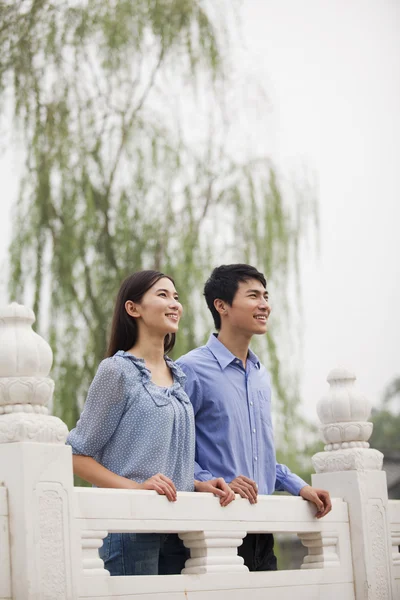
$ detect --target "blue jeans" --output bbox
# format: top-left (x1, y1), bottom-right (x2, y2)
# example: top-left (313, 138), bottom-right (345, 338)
top-left (99, 533), bottom-right (189, 576)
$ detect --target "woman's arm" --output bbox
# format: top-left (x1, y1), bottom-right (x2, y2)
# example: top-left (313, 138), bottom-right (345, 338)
top-left (73, 455), bottom-right (177, 501)
top-left (73, 455), bottom-right (138, 489)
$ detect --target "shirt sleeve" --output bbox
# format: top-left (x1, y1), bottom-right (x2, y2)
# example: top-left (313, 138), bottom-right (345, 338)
top-left (176, 358), bottom-right (215, 482)
top-left (275, 463), bottom-right (308, 495)
top-left (67, 357), bottom-right (127, 457)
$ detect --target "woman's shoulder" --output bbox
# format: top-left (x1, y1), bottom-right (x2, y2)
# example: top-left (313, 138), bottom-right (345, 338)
top-left (96, 353), bottom-right (138, 378)
top-left (94, 355), bottom-right (124, 382)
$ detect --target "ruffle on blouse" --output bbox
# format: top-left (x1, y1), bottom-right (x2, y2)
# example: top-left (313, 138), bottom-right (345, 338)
top-left (114, 350), bottom-right (189, 406)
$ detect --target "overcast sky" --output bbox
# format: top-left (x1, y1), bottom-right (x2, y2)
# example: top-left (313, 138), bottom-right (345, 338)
top-left (0, 0), bottom-right (399, 422)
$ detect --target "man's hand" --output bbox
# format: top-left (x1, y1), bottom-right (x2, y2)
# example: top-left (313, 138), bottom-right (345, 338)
top-left (299, 485), bottom-right (332, 518)
top-left (228, 475), bottom-right (258, 504)
top-left (195, 478), bottom-right (236, 507)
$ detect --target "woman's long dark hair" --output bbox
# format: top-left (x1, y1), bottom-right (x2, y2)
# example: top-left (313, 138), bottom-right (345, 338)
top-left (106, 270), bottom-right (176, 357)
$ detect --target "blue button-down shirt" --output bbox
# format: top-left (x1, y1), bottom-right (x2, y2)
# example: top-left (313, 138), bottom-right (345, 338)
top-left (67, 351), bottom-right (195, 492)
top-left (177, 334), bottom-right (307, 496)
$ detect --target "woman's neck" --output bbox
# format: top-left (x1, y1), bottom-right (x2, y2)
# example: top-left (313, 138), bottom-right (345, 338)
top-left (127, 331), bottom-right (166, 367)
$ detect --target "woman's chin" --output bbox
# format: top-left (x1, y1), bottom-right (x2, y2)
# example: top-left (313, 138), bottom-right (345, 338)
top-left (163, 324), bottom-right (179, 335)
top-left (164, 317), bottom-right (180, 332)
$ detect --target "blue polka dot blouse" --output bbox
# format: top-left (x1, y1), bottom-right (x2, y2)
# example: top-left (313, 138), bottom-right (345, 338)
top-left (67, 351), bottom-right (195, 491)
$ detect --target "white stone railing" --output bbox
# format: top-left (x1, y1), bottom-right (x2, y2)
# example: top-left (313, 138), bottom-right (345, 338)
top-left (0, 302), bottom-right (399, 600)
top-left (389, 500), bottom-right (400, 583)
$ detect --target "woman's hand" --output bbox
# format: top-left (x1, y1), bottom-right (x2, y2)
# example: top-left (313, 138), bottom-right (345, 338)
top-left (194, 478), bottom-right (236, 507)
top-left (138, 473), bottom-right (177, 502)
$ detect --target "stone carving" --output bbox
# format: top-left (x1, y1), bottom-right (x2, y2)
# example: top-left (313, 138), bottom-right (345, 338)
top-left (312, 447), bottom-right (383, 474)
top-left (368, 502), bottom-right (390, 600)
top-left (322, 421), bottom-right (372, 448)
top-left (312, 368), bottom-right (383, 473)
top-left (316, 368), bottom-right (373, 450)
top-left (0, 377), bottom-right (54, 407)
top-left (0, 414), bottom-right (68, 444)
top-left (0, 303), bottom-right (68, 444)
top-left (0, 303), bottom-right (53, 377)
top-left (312, 369), bottom-right (396, 597)
top-left (38, 488), bottom-right (68, 600)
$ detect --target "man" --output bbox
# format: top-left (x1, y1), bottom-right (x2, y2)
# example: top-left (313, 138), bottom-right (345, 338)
top-left (177, 264), bottom-right (331, 571)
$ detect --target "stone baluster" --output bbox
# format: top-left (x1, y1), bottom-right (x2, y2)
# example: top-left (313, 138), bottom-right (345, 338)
top-left (298, 532), bottom-right (340, 569)
top-left (392, 530), bottom-right (400, 567)
top-left (81, 530), bottom-right (110, 576)
top-left (0, 303), bottom-right (79, 600)
top-left (312, 368), bottom-right (396, 600)
top-left (179, 531), bottom-right (248, 574)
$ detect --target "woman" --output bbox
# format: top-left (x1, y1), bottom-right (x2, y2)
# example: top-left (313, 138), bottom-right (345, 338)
top-left (67, 270), bottom-right (234, 576)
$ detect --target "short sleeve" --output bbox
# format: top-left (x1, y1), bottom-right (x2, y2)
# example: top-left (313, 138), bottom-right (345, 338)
top-left (67, 357), bottom-right (127, 457)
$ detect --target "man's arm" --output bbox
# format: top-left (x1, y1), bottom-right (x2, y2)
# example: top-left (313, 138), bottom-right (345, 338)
top-left (275, 463), bottom-right (307, 495)
top-left (275, 463), bottom-right (332, 518)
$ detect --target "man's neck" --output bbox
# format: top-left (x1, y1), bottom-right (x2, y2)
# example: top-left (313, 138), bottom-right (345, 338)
top-left (217, 328), bottom-right (252, 367)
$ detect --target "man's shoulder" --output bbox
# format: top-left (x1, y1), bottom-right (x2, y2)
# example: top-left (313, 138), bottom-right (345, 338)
top-left (176, 345), bottom-right (209, 369)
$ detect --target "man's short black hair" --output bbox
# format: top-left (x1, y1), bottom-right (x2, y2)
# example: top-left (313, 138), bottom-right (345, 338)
top-left (204, 264), bottom-right (267, 330)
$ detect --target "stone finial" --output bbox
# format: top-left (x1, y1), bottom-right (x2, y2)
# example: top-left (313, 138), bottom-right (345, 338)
top-left (0, 303), bottom-right (53, 377)
top-left (312, 368), bottom-right (383, 473)
top-left (316, 368), bottom-right (372, 451)
top-left (0, 303), bottom-right (68, 444)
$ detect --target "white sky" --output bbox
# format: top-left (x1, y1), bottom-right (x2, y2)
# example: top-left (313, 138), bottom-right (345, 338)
top-left (0, 0), bottom-right (399, 421)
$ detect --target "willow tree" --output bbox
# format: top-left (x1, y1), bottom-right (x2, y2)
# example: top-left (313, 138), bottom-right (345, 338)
top-left (0, 0), bottom-right (315, 458)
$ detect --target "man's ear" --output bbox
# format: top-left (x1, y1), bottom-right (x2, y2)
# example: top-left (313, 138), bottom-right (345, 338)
top-left (214, 298), bottom-right (228, 316)
top-left (125, 300), bottom-right (140, 318)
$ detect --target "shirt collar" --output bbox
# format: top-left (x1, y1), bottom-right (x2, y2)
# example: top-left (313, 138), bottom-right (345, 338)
top-left (206, 333), bottom-right (260, 370)
top-left (115, 350), bottom-right (187, 386)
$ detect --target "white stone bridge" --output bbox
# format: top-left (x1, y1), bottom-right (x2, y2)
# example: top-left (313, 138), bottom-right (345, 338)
top-left (0, 303), bottom-right (399, 599)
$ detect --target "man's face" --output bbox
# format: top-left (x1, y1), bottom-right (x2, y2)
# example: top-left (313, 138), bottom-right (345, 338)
top-left (223, 278), bottom-right (271, 336)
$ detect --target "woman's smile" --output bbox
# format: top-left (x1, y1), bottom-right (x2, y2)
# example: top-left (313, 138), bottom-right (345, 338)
top-left (165, 313), bottom-right (179, 322)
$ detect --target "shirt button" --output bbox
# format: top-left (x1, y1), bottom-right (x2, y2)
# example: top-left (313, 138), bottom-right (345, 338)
top-left (254, 457), bottom-right (258, 461)
top-left (235, 359), bottom-right (240, 364)
top-left (250, 402), bottom-right (253, 406)
top-left (252, 428), bottom-right (256, 433)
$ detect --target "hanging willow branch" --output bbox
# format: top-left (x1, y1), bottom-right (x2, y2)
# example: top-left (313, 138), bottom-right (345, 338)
top-left (0, 0), bottom-right (316, 461)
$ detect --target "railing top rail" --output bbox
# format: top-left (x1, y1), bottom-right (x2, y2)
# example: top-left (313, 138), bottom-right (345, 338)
top-left (74, 488), bottom-right (348, 534)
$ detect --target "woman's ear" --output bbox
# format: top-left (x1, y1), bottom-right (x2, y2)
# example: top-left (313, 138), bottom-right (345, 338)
top-left (214, 298), bottom-right (227, 316)
top-left (125, 300), bottom-right (140, 318)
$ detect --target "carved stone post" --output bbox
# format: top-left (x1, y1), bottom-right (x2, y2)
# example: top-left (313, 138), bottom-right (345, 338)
top-left (0, 303), bottom-right (79, 600)
top-left (312, 368), bottom-right (396, 599)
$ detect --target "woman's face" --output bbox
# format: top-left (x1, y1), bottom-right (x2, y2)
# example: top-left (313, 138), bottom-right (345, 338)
top-left (126, 277), bottom-right (182, 336)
